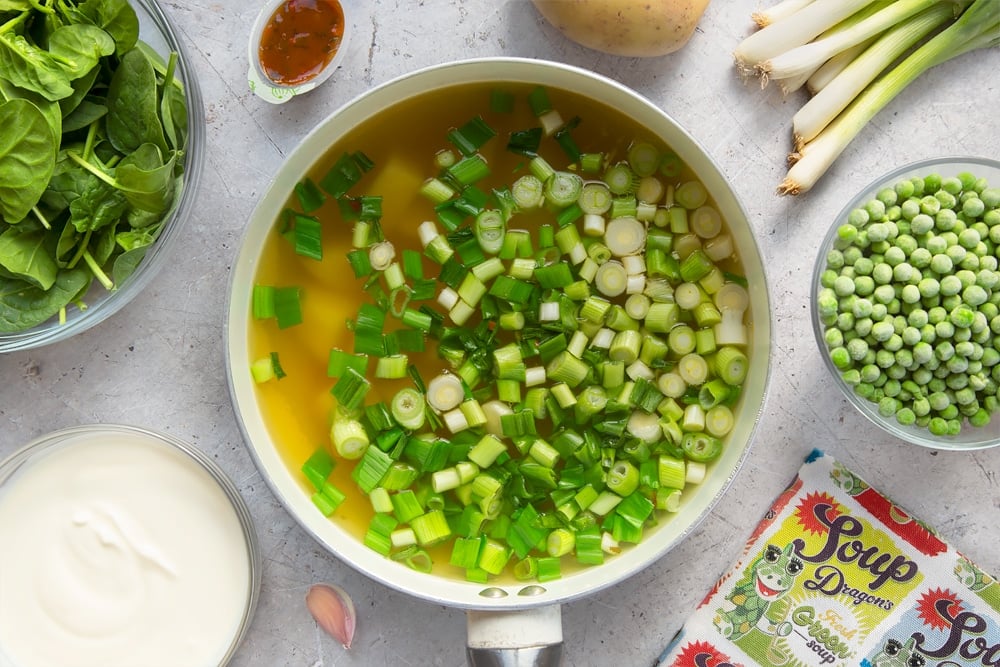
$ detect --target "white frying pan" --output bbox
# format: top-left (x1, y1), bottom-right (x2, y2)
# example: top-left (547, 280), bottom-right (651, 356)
top-left (225, 58), bottom-right (772, 665)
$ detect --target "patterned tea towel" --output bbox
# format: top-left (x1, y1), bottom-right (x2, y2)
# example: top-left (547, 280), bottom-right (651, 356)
top-left (657, 450), bottom-right (999, 667)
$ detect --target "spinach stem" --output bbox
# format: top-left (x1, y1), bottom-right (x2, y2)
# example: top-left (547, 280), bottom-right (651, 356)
top-left (82, 250), bottom-right (115, 291)
top-left (67, 151), bottom-right (117, 188)
top-left (31, 206), bottom-right (52, 230)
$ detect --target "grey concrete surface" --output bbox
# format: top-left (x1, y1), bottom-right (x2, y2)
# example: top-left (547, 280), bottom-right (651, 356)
top-left (1, 1), bottom-right (998, 666)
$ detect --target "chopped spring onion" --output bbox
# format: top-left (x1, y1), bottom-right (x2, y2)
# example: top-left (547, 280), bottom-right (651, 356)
top-left (604, 163), bottom-right (639, 195)
top-left (544, 172), bottom-right (584, 209)
top-left (448, 116), bottom-right (497, 156)
top-left (627, 141), bottom-right (661, 178)
top-left (281, 86), bottom-right (757, 585)
top-left (604, 217), bottom-right (646, 257)
top-left (391, 388), bottom-right (427, 430)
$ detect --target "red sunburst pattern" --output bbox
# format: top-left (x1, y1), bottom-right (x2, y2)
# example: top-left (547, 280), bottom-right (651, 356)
top-left (794, 491), bottom-right (842, 535)
top-left (915, 588), bottom-right (963, 632)
top-left (670, 640), bottom-right (740, 667)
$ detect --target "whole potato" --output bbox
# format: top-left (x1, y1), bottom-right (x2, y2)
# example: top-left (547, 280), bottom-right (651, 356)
top-left (532, 0), bottom-right (710, 57)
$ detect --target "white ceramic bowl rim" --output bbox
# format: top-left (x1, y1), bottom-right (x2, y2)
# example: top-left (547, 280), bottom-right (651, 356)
top-left (810, 155), bottom-right (1000, 451)
top-left (226, 57), bottom-right (774, 610)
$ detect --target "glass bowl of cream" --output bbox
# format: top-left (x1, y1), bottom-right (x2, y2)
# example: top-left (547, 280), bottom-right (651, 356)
top-left (0, 424), bottom-right (260, 667)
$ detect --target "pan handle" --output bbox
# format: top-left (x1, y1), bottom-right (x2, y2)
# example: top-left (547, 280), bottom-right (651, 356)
top-left (466, 604), bottom-right (563, 666)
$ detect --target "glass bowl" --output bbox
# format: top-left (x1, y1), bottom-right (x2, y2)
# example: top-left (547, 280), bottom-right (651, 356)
top-left (811, 156), bottom-right (1000, 450)
top-left (0, 0), bottom-right (205, 353)
top-left (0, 424), bottom-right (260, 666)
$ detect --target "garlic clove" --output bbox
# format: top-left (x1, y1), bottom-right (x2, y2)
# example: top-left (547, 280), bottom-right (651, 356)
top-left (306, 583), bottom-right (356, 649)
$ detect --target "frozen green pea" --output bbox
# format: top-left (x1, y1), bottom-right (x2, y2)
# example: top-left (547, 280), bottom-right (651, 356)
top-left (980, 187), bottom-right (1000, 208)
top-left (866, 199), bottom-right (886, 221)
top-left (830, 347), bottom-right (851, 370)
top-left (860, 364), bottom-right (881, 383)
top-left (883, 246), bottom-right (904, 266)
top-left (894, 263), bottom-right (915, 283)
top-left (930, 254), bottom-right (953, 275)
top-left (896, 407), bottom-right (917, 425)
top-left (920, 196), bottom-right (941, 216)
top-left (946, 246), bottom-right (968, 268)
top-left (954, 269), bottom-right (976, 288)
top-left (851, 298), bottom-right (873, 319)
top-left (826, 249), bottom-right (845, 270)
top-left (936, 207), bottom-right (958, 230)
top-left (928, 417), bottom-right (949, 435)
top-left (909, 247), bottom-right (931, 269)
top-left (947, 355), bottom-right (969, 374)
top-left (955, 387), bottom-right (977, 405)
top-left (963, 285), bottom-right (988, 307)
top-left (942, 294), bottom-right (962, 312)
top-left (872, 264), bottom-right (892, 285)
top-left (910, 212), bottom-right (933, 233)
top-left (958, 228), bottom-right (981, 249)
top-left (960, 253), bottom-right (981, 271)
top-left (935, 190), bottom-right (957, 211)
top-left (878, 397), bottom-right (900, 417)
top-left (901, 326), bottom-right (922, 347)
top-left (895, 179), bottom-right (916, 199)
top-left (884, 333), bottom-right (903, 352)
top-left (917, 278), bottom-right (940, 299)
top-left (854, 275), bottom-right (875, 296)
top-left (842, 369), bottom-right (861, 385)
top-left (895, 348), bottom-right (914, 369)
top-left (825, 327), bottom-right (844, 348)
top-left (925, 234), bottom-right (948, 254)
top-left (969, 409), bottom-right (991, 428)
top-left (913, 341), bottom-right (934, 365)
top-left (907, 308), bottom-right (929, 328)
top-left (937, 319), bottom-right (957, 338)
top-left (867, 223), bottom-right (889, 243)
top-left (853, 256), bottom-right (874, 274)
top-left (941, 177), bottom-right (963, 196)
top-left (847, 208), bottom-right (869, 227)
top-left (833, 275), bottom-right (855, 296)
top-left (871, 320), bottom-right (895, 342)
top-left (847, 337), bottom-right (869, 361)
top-left (872, 285), bottom-right (895, 305)
top-left (936, 340), bottom-right (955, 360)
top-left (951, 305), bottom-right (977, 328)
top-left (837, 224), bottom-right (859, 244)
top-left (939, 275), bottom-right (962, 296)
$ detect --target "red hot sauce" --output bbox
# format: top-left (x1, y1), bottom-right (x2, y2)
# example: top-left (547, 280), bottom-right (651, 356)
top-left (258, 0), bottom-right (345, 86)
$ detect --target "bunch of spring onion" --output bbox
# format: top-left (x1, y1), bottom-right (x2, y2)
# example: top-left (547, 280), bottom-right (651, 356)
top-left (734, 0), bottom-right (1000, 195)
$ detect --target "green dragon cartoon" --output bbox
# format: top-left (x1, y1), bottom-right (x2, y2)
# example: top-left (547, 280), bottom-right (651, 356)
top-left (714, 542), bottom-right (804, 641)
top-left (865, 637), bottom-right (927, 667)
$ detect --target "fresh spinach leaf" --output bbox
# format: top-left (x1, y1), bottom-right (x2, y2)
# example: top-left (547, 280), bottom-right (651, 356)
top-left (58, 64), bottom-right (99, 118)
top-left (0, 29), bottom-right (74, 101)
top-left (0, 1), bottom-right (33, 11)
top-left (0, 77), bottom-right (62, 141)
top-left (0, 266), bottom-right (90, 332)
top-left (106, 47), bottom-right (167, 154)
top-left (79, 0), bottom-right (139, 55)
top-left (62, 99), bottom-right (106, 133)
top-left (47, 24), bottom-right (115, 80)
top-left (111, 243), bottom-right (146, 284)
top-left (115, 142), bottom-right (177, 213)
top-left (0, 98), bottom-right (57, 223)
top-left (0, 224), bottom-right (58, 289)
top-left (68, 174), bottom-right (127, 232)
